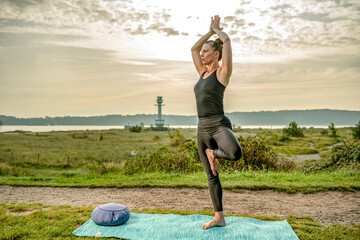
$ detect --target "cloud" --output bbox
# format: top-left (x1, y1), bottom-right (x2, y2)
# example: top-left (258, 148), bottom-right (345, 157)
top-left (125, 24), bottom-right (150, 35)
top-left (0, 0), bottom-right (181, 38)
top-left (271, 4), bottom-right (292, 11)
top-left (161, 27), bottom-right (179, 36)
top-left (224, 16), bottom-right (237, 22)
top-left (0, 0), bottom-right (359, 117)
top-left (1, 0), bottom-right (358, 63)
top-left (235, 9), bottom-right (245, 15)
top-left (220, 0), bottom-right (360, 60)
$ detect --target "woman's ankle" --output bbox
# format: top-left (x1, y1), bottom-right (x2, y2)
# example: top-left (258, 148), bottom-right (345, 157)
top-left (214, 211), bottom-right (224, 219)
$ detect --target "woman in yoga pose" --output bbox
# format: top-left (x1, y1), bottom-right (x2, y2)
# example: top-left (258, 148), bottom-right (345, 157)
top-left (191, 15), bottom-right (242, 230)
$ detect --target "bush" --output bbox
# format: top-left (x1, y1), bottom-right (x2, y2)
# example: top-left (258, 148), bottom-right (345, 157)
top-left (326, 142), bottom-right (360, 169)
top-left (279, 134), bottom-right (290, 142)
top-left (351, 120), bottom-right (360, 139)
top-left (257, 130), bottom-right (290, 143)
top-left (123, 139), bottom-right (203, 174)
top-left (217, 136), bottom-right (296, 171)
top-left (129, 125), bottom-right (142, 133)
top-left (282, 121), bottom-right (304, 137)
top-left (328, 122), bottom-right (338, 138)
top-left (168, 129), bottom-right (185, 146)
top-left (305, 142), bottom-right (360, 171)
top-left (148, 126), bottom-right (169, 131)
top-left (123, 135), bottom-right (297, 174)
top-left (320, 129), bottom-right (328, 136)
top-left (82, 156), bottom-right (108, 175)
top-left (70, 133), bottom-right (88, 139)
top-left (240, 136), bottom-right (295, 171)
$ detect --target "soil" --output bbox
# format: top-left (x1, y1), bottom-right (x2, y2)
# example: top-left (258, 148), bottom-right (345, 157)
top-left (1, 185), bottom-right (359, 226)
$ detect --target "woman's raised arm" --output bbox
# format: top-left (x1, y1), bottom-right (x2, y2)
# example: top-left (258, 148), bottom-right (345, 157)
top-left (191, 28), bottom-right (214, 75)
top-left (211, 16), bottom-right (232, 86)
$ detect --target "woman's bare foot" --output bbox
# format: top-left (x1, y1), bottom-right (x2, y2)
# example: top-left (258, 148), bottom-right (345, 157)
top-left (205, 148), bottom-right (220, 176)
top-left (201, 212), bottom-right (226, 230)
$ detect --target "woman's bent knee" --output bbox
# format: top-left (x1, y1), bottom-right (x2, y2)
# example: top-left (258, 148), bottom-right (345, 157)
top-left (230, 147), bottom-right (242, 161)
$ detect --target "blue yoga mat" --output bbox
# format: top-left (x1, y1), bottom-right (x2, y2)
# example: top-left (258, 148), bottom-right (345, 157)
top-left (73, 212), bottom-right (299, 240)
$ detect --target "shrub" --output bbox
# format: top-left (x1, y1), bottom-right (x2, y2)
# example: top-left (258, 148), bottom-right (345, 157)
top-left (82, 156), bottom-right (108, 175)
top-left (168, 129), bottom-right (186, 146)
top-left (326, 142), bottom-right (360, 169)
top-left (129, 125), bottom-right (142, 133)
top-left (240, 136), bottom-right (295, 171)
top-left (123, 139), bottom-right (203, 174)
top-left (123, 135), bottom-right (297, 174)
top-left (257, 131), bottom-right (290, 143)
top-left (328, 122), bottom-right (338, 138)
top-left (0, 163), bottom-right (30, 177)
top-left (148, 126), bottom-right (169, 131)
top-left (282, 121), bottom-right (304, 137)
top-left (351, 120), bottom-right (360, 139)
top-left (70, 133), bottom-right (88, 139)
top-left (233, 126), bottom-right (241, 132)
top-left (305, 142), bottom-right (360, 171)
top-left (218, 136), bottom-right (296, 171)
top-left (320, 129), bottom-right (328, 136)
top-left (279, 134), bottom-right (290, 142)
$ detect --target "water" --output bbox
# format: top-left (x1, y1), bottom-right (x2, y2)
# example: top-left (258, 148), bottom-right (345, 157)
top-left (0, 125), bottom-right (352, 133)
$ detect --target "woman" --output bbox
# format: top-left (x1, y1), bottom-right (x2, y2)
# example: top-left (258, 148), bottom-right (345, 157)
top-left (191, 15), bottom-right (242, 230)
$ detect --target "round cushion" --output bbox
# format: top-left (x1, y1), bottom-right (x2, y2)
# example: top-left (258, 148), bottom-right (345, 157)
top-left (91, 203), bottom-right (130, 226)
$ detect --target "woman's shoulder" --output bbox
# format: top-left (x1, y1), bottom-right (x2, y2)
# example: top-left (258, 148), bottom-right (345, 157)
top-left (216, 67), bottom-right (230, 87)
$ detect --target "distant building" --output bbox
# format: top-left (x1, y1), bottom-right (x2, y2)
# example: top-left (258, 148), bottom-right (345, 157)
top-left (155, 96), bottom-right (165, 127)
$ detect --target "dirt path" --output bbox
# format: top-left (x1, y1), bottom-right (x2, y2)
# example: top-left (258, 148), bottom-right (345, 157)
top-left (1, 185), bottom-right (359, 226)
top-left (291, 142), bottom-right (343, 161)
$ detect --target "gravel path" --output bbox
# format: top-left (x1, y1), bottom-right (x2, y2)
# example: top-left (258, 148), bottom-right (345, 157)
top-left (1, 185), bottom-right (359, 226)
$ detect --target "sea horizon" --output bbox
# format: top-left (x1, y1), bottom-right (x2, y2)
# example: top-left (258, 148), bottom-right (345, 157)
top-left (0, 124), bottom-right (355, 133)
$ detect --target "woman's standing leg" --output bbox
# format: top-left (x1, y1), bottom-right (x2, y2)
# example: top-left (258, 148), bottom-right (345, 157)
top-left (197, 129), bottom-right (226, 229)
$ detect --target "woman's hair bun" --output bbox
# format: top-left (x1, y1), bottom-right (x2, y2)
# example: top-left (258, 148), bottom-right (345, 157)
top-left (204, 38), bottom-right (224, 61)
top-left (214, 38), bottom-right (223, 45)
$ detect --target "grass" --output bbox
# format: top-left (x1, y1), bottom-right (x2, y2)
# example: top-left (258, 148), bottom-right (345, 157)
top-left (0, 127), bottom-right (353, 167)
top-left (0, 127), bottom-right (359, 193)
top-left (0, 127), bottom-right (359, 239)
top-left (0, 128), bottom-right (189, 165)
top-left (253, 128), bottom-right (345, 155)
top-left (0, 202), bottom-right (359, 240)
top-left (0, 169), bottom-right (359, 194)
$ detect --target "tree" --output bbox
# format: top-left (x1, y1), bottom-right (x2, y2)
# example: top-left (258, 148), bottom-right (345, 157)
top-left (351, 120), bottom-right (360, 140)
top-left (328, 122), bottom-right (338, 138)
top-left (129, 125), bottom-right (142, 133)
top-left (282, 121), bottom-right (304, 137)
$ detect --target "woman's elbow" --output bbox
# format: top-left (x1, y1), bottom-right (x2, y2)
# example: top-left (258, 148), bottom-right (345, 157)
top-left (191, 46), bottom-right (200, 52)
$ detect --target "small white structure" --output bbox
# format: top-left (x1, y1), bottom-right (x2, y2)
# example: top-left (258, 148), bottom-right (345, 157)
top-left (155, 96), bottom-right (165, 127)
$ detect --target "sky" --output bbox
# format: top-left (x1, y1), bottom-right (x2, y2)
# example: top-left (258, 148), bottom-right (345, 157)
top-left (0, 0), bottom-right (359, 117)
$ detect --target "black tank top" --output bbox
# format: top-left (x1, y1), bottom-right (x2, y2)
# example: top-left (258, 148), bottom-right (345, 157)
top-left (194, 70), bottom-right (225, 118)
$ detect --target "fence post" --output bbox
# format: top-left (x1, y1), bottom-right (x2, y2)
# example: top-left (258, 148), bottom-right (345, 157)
top-left (11, 152), bottom-right (13, 161)
top-left (37, 153), bottom-right (40, 164)
top-left (68, 155), bottom-right (70, 165)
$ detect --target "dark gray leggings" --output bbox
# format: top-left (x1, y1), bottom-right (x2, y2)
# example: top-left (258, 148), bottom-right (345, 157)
top-left (197, 115), bottom-right (242, 212)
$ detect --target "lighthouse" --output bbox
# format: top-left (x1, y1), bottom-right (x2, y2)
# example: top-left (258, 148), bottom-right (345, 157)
top-left (155, 96), bottom-right (165, 127)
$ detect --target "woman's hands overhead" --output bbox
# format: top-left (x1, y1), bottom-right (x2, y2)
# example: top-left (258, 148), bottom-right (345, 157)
top-left (211, 15), bottom-right (223, 32)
